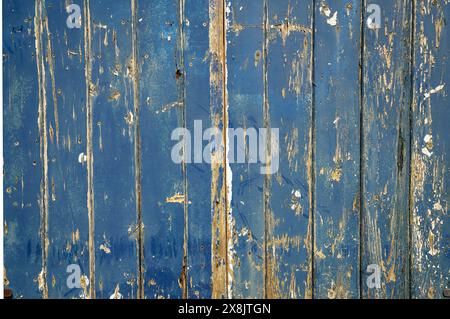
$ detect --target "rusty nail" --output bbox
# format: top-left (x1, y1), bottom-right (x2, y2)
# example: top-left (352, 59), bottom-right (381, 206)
top-left (4, 288), bottom-right (13, 299)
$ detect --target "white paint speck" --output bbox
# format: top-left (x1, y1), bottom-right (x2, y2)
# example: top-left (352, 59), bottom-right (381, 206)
top-left (327, 11), bottom-right (338, 26)
top-left (320, 6), bottom-right (331, 17)
top-left (125, 111), bottom-right (134, 125)
top-left (422, 147), bottom-right (433, 157)
top-left (433, 201), bottom-right (443, 211)
top-left (78, 152), bottom-right (87, 164)
top-left (424, 84), bottom-right (445, 99)
top-left (333, 117), bottom-right (340, 128)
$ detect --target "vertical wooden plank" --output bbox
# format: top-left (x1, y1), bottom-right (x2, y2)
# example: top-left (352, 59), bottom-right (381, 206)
top-left (34, 0), bottom-right (50, 298)
top-left (313, 0), bottom-right (361, 299)
top-left (265, 0), bottom-right (313, 298)
top-left (84, 0), bottom-right (96, 299)
top-left (226, 0), bottom-right (265, 298)
top-left (43, 0), bottom-right (90, 298)
top-left (138, 0), bottom-right (186, 298)
top-left (411, 0), bottom-right (450, 299)
top-left (88, 0), bottom-right (138, 299)
top-left (184, 0), bottom-right (213, 299)
top-left (362, 0), bottom-right (412, 298)
top-left (3, 0), bottom-right (43, 298)
top-left (208, 0), bottom-right (229, 299)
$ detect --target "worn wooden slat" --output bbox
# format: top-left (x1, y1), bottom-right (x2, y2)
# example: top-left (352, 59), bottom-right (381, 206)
top-left (185, 0), bottom-right (213, 299)
top-left (313, 1), bottom-right (361, 299)
top-left (362, 0), bottom-right (412, 298)
top-left (4, 0), bottom-right (450, 301)
top-left (411, 0), bottom-right (450, 299)
top-left (88, 0), bottom-right (139, 299)
top-left (137, 0), bottom-right (186, 298)
top-left (82, 0), bottom-right (97, 299)
top-left (226, 0), bottom-right (265, 298)
top-left (42, 0), bottom-right (90, 298)
top-left (265, 0), bottom-right (313, 298)
top-left (3, 0), bottom-right (43, 299)
top-left (207, 0), bottom-right (230, 299)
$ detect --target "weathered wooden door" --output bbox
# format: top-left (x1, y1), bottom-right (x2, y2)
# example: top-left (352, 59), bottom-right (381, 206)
top-left (3, 0), bottom-right (449, 299)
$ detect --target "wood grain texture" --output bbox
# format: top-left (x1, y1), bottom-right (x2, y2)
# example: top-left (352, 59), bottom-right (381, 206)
top-left (4, 0), bottom-right (44, 299)
top-left (3, 0), bottom-right (450, 299)
top-left (137, 0), bottom-right (186, 299)
top-left (208, 0), bottom-right (230, 299)
top-left (362, 0), bottom-right (413, 299)
top-left (265, 0), bottom-right (313, 299)
top-left (227, 0), bottom-right (265, 299)
top-left (185, 0), bottom-right (213, 299)
top-left (313, 0), bottom-right (361, 299)
top-left (411, 0), bottom-right (450, 299)
top-left (89, 0), bottom-right (138, 299)
top-left (44, 0), bottom-right (90, 299)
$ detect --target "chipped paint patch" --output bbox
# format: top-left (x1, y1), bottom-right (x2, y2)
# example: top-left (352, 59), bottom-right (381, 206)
top-left (165, 193), bottom-right (190, 204)
top-left (320, 5), bottom-right (331, 17)
top-left (422, 147), bottom-right (433, 157)
top-left (124, 111), bottom-right (134, 125)
top-left (109, 284), bottom-right (123, 299)
top-left (78, 152), bottom-right (87, 163)
top-left (327, 11), bottom-right (338, 26)
top-left (424, 84), bottom-right (445, 99)
top-left (330, 168), bottom-right (342, 182)
top-left (108, 89), bottom-right (121, 102)
top-left (99, 243), bottom-right (111, 254)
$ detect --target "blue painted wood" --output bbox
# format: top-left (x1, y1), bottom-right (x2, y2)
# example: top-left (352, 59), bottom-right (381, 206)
top-left (227, 0), bottom-right (265, 298)
top-left (43, 0), bottom-right (90, 299)
top-left (3, 0), bottom-right (450, 300)
top-left (3, 0), bottom-right (44, 299)
top-left (362, 0), bottom-right (412, 299)
top-left (185, 0), bottom-right (213, 299)
top-left (265, 0), bottom-right (313, 298)
top-left (411, 0), bottom-right (450, 299)
top-left (313, 0), bottom-right (361, 299)
top-left (137, 0), bottom-right (186, 299)
top-left (89, 0), bottom-right (138, 299)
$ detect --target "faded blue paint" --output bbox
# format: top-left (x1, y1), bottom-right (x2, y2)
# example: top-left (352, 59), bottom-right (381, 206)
top-left (44, 0), bottom-right (89, 299)
top-left (138, 0), bottom-right (185, 298)
top-left (362, 0), bottom-right (412, 299)
top-left (314, 0), bottom-right (361, 299)
top-left (227, 0), bottom-right (265, 298)
top-left (411, 0), bottom-right (450, 299)
top-left (185, 0), bottom-right (213, 299)
top-left (2, 0), bottom-right (449, 299)
top-left (4, 0), bottom-right (43, 299)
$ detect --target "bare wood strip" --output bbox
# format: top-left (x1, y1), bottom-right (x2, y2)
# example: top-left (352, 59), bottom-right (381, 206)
top-left (262, 0), bottom-right (271, 298)
top-left (209, 0), bottom-right (231, 298)
top-left (130, 0), bottom-right (144, 300)
top-left (83, 0), bottom-right (96, 299)
top-left (176, 0), bottom-right (189, 299)
top-left (43, 16), bottom-right (59, 147)
top-left (34, 0), bottom-right (49, 299)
